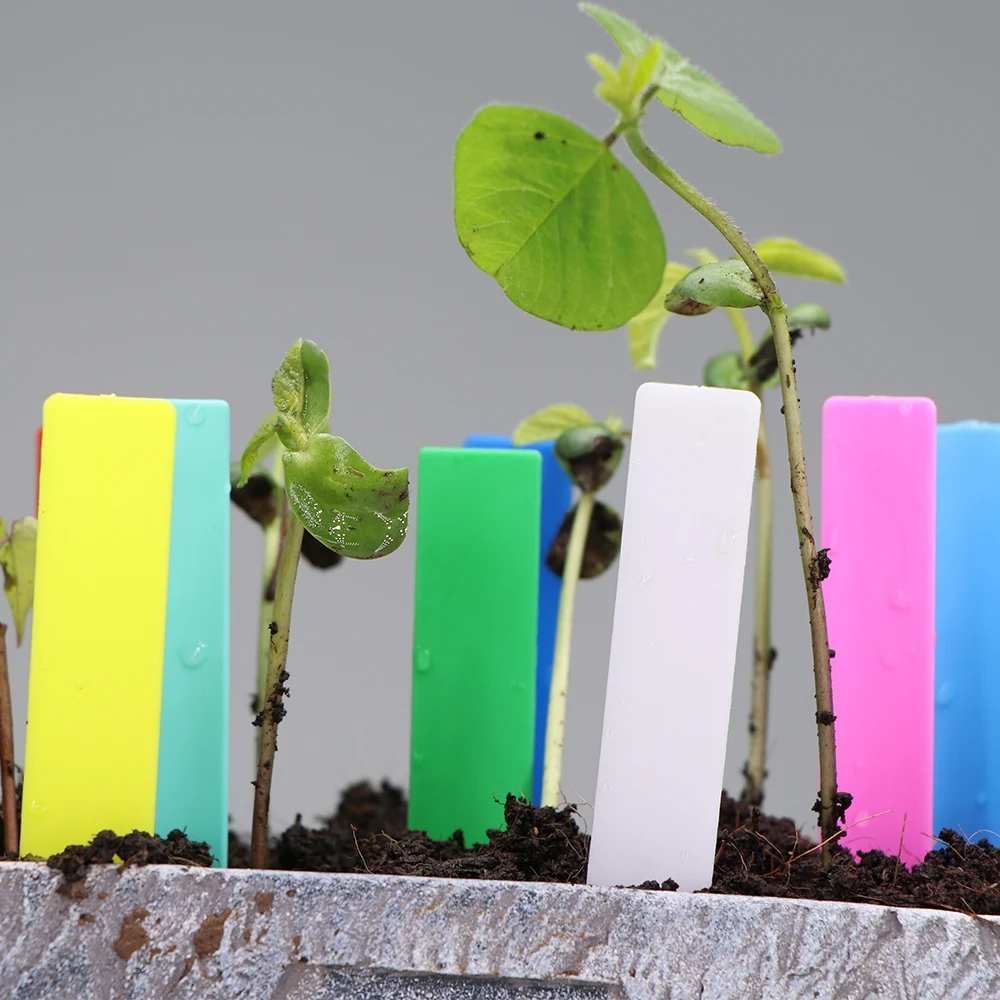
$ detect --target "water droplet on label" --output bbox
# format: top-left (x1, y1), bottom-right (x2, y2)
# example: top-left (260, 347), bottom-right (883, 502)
top-left (889, 590), bottom-right (911, 611)
top-left (639, 571), bottom-right (652, 587)
top-left (936, 683), bottom-right (954, 708)
top-left (719, 530), bottom-right (737, 554)
top-left (76, 679), bottom-right (84, 690)
top-left (184, 404), bottom-right (206, 426)
top-left (605, 727), bottom-right (616, 741)
top-left (28, 800), bottom-right (47, 817)
top-left (179, 641), bottom-right (209, 669)
top-left (511, 679), bottom-right (526, 693)
top-left (880, 651), bottom-right (899, 671)
top-left (411, 750), bottom-right (425, 767)
top-left (977, 791), bottom-right (989, 807)
top-left (899, 400), bottom-right (914, 416)
top-left (828, 526), bottom-right (840, 551)
top-left (40, 656), bottom-right (51, 671)
top-left (415, 648), bottom-right (432, 673)
top-left (600, 781), bottom-right (610, 792)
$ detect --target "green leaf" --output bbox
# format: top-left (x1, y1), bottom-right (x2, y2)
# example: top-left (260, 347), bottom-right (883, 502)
top-left (580, 4), bottom-right (781, 154)
top-left (283, 434), bottom-right (409, 560)
top-left (513, 403), bottom-right (596, 446)
top-left (300, 340), bottom-right (332, 435)
top-left (786, 303), bottom-right (832, 331)
top-left (239, 412), bottom-right (280, 486)
top-left (587, 39), bottom-right (663, 120)
top-left (703, 352), bottom-right (750, 390)
top-left (555, 424), bottom-right (625, 493)
top-left (272, 340), bottom-right (306, 422)
top-left (755, 238), bottom-right (846, 283)
top-left (547, 500), bottom-right (622, 580)
top-left (626, 259), bottom-right (691, 370)
top-left (604, 411), bottom-right (624, 435)
top-left (454, 105), bottom-right (666, 331)
top-left (0, 517), bottom-right (38, 646)
top-left (669, 259), bottom-right (764, 309)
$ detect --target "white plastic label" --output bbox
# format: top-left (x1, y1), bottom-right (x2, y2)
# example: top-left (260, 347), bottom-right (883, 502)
top-left (587, 382), bottom-right (760, 892)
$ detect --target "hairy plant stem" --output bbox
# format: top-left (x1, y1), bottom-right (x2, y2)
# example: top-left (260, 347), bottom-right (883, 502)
top-left (250, 514), bottom-right (305, 868)
top-left (624, 125), bottom-right (839, 860)
top-left (0, 624), bottom-right (17, 857)
top-left (541, 491), bottom-right (596, 808)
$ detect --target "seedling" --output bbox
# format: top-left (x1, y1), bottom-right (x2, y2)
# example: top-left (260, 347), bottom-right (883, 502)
top-left (454, 3), bottom-right (842, 858)
top-left (0, 516), bottom-right (36, 857)
top-left (513, 404), bottom-right (624, 807)
top-left (231, 431), bottom-right (343, 731)
top-left (628, 240), bottom-right (841, 808)
top-left (238, 339), bottom-right (409, 868)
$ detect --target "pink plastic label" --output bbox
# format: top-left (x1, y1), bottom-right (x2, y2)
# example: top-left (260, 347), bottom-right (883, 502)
top-left (821, 396), bottom-right (936, 864)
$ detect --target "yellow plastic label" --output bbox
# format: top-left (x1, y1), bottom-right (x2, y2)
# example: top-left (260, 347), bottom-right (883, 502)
top-left (20, 394), bottom-right (176, 858)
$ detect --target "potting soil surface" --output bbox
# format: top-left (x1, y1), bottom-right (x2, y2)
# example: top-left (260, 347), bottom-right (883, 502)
top-left (7, 782), bottom-right (1000, 916)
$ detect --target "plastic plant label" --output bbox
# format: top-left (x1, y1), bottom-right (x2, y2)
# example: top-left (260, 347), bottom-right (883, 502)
top-left (21, 394), bottom-right (177, 859)
top-left (409, 447), bottom-right (540, 844)
top-left (464, 434), bottom-right (572, 804)
top-left (155, 400), bottom-right (230, 866)
top-left (822, 396), bottom-right (936, 864)
top-left (934, 422), bottom-right (998, 845)
top-left (587, 382), bottom-right (759, 892)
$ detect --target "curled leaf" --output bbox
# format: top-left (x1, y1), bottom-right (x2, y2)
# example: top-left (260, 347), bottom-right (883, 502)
top-left (627, 259), bottom-right (692, 370)
top-left (271, 339), bottom-right (332, 449)
top-left (668, 259), bottom-right (764, 309)
top-left (283, 434), bottom-right (409, 559)
top-left (755, 238), bottom-right (846, 283)
top-left (238, 413), bottom-right (280, 486)
top-left (587, 39), bottom-right (663, 120)
top-left (0, 517), bottom-right (38, 645)
top-left (703, 352), bottom-right (750, 391)
top-left (555, 424), bottom-right (625, 493)
top-left (547, 500), bottom-right (622, 579)
top-left (513, 403), bottom-right (596, 446)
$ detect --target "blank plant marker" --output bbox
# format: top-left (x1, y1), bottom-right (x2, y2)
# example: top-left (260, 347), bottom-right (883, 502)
top-left (822, 396), bottom-right (936, 863)
top-left (587, 383), bottom-right (759, 892)
top-left (155, 400), bottom-right (230, 866)
top-left (21, 394), bottom-right (176, 859)
top-left (935, 422), bottom-right (1000, 847)
top-left (409, 448), bottom-right (540, 845)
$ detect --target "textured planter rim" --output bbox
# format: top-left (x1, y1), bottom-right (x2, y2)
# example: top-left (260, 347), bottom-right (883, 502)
top-left (1, 860), bottom-right (997, 999)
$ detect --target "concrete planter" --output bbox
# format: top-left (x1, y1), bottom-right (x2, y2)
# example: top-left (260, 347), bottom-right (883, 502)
top-left (0, 862), bottom-right (995, 999)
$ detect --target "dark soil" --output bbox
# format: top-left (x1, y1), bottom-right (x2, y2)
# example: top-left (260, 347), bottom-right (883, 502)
top-left (45, 829), bottom-right (214, 897)
top-left (10, 780), bottom-right (1000, 916)
top-left (228, 781), bottom-right (1000, 917)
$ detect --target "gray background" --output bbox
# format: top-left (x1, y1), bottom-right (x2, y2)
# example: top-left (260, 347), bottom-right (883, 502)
top-left (1, 1), bottom-right (994, 842)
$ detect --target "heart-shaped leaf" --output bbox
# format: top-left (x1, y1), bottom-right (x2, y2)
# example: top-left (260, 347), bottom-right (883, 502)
top-left (626, 260), bottom-right (691, 370)
top-left (0, 517), bottom-right (38, 646)
top-left (755, 238), bottom-right (845, 283)
top-left (513, 403), bottom-right (596, 446)
top-left (668, 259), bottom-right (764, 309)
top-left (454, 105), bottom-right (665, 331)
top-left (283, 434), bottom-right (409, 560)
top-left (546, 500), bottom-right (622, 579)
top-left (703, 352), bottom-right (750, 391)
top-left (581, 4), bottom-right (781, 154)
top-left (555, 424), bottom-right (625, 493)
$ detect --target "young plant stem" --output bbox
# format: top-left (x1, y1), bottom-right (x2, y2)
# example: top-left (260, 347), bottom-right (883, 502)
top-left (250, 514), bottom-right (305, 869)
top-left (0, 624), bottom-right (18, 857)
top-left (541, 491), bottom-right (596, 808)
top-left (724, 306), bottom-right (775, 806)
top-left (624, 125), bottom-right (840, 860)
top-left (257, 497), bottom-right (286, 716)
